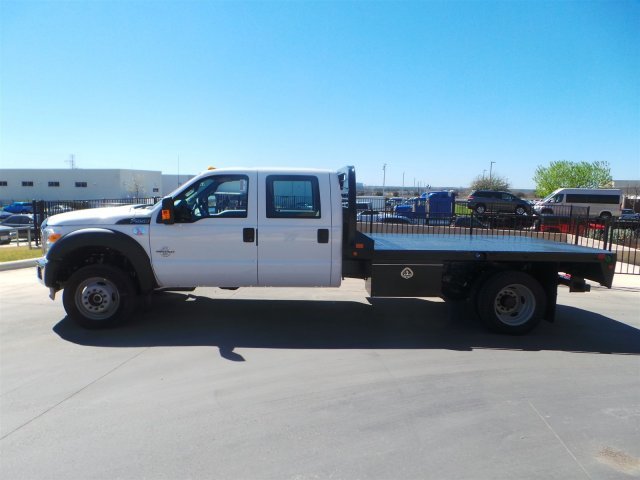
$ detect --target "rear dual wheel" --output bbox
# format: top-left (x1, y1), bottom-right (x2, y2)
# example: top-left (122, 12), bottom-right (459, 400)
top-left (476, 271), bottom-right (546, 334)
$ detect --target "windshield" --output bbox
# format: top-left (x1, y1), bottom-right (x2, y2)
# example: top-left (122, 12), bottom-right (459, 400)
top-left (541, 191), bottom-right (562, 203)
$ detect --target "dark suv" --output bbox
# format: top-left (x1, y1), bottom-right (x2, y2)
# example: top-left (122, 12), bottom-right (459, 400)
top-left (467, 190), bottom-right (531, 215)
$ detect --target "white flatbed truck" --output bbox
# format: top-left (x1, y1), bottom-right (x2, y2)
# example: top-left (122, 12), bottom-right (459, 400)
top-left (37, 166), bottom-right (616, 334)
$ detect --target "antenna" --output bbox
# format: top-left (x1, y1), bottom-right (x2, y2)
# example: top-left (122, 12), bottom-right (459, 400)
top-left (66, 154), bottom-right (77, 169)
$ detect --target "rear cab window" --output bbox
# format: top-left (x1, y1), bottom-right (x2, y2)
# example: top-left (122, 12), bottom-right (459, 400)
top-left (266, 175), bottom-right (321, 219)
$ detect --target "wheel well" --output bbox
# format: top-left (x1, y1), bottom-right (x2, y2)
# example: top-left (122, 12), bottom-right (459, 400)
top-left (442, 262), bottom-right (556, 306)
top-left (56, 247), bottom-right (141, 292)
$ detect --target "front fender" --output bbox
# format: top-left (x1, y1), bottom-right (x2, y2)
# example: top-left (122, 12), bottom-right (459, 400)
top-left (44, 228), bottom-right (156, 293)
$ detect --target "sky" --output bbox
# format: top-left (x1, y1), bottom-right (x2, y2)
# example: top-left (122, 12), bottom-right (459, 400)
top-left (1, 0), bottom-right (638, 189)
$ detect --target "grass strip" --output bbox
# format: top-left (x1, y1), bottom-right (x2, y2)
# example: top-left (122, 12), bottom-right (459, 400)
top-left (0, 246), bottom-right (42, 262)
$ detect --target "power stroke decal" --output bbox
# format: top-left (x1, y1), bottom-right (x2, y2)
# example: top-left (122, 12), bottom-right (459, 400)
top-left (155, 247), bottom-right (175, 257)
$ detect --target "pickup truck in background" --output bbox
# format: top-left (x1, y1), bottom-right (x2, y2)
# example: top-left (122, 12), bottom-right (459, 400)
top-left (37, 166), bottom-right (616, 334)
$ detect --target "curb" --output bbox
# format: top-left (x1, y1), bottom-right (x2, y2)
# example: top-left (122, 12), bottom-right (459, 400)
top-left (0, 258), bottom-right (41, 272)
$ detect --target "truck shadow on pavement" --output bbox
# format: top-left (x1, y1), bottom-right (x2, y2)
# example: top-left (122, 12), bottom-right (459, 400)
top-left (53, 292), bottom-right (640, 360)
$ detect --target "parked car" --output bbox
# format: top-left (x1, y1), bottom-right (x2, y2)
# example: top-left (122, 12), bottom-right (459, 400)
top-left (0, 225), bottom-right (13, 245)
top-left (1, 214), bottom-right (35, 238)
top-left (537, 216), bottom-right (605, 235)
top-left (620, 208), bottom-right (640, 221)
top-left (3, 201), bottom-right (33, 214)
top-left (357, 212), bottom-right (415, 224)
top-left (466, 190), bottom-right (531, 215)
top-left (48, 204), bottom-right (74, 215)
top-left (452, 216), bottom-right (489, 228)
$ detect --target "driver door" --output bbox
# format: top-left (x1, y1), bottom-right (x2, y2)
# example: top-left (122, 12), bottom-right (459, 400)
top-left (149, 172), bottom-right (258, 287)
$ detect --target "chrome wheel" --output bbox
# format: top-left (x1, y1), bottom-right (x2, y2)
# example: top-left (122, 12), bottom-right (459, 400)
top-left (75, 276), bottom-right (121, 321)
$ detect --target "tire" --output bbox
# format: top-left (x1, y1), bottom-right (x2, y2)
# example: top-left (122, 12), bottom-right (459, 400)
top-left (475, 204), bottom-right (486, 215)
top-left (476, 271), bottom-right (546, 334)
top-left (63, 265), bottom-right (136, 329)
top-left (599, 212), bottom-right (612, 220)
top-left (515, 206), bottom-right (526, 215)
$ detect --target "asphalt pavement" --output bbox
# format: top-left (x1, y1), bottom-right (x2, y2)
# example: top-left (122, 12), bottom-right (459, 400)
top-left (1, 267), bottom-right (639, 480)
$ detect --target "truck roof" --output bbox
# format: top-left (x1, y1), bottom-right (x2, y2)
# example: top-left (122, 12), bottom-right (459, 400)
top-left (195, 167), bottom-right (336, 175)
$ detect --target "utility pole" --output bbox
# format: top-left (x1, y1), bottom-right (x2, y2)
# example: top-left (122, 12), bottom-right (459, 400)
top-left (483, 169), bottom-right (486, 179)
top-left (66, 154), bottom-right (76, 169)
top-left (489, 161), bottom-right (496, 183)
top-left (402, 171), bottom-right (405, 197)
top-left (382, 163), bottom-right (387, 197)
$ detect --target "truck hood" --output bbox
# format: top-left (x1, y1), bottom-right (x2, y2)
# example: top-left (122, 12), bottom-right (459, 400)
top-left (45, 205), bottom-right (154, 226)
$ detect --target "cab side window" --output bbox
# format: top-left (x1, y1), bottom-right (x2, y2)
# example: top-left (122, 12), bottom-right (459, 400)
top-left (266, 175), bottom-right (321, 218)
top-left (173, 175), bottom-right (249, 223)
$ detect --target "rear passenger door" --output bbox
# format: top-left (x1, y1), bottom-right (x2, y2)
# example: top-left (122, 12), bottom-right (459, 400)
top-left (257, 173), bottom-right (333, 286)
top-left (500, 192), bottom-right (515, 212)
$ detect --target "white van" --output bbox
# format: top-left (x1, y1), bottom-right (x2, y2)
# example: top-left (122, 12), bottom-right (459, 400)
top-left (534, 188), bottom-right (622, 218)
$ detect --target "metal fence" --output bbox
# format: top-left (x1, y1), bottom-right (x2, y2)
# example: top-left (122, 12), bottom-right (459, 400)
top-left (31, 197), bottom-right (159, 244)
top-left (356, 208), bottom-right (640, 275)
top-left (18, 197), bottom-right (640, 275)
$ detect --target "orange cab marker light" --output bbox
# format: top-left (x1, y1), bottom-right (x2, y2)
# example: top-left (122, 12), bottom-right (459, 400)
top-left (355, 243), bottom-right (364, 249)
top-left (48, 233), bottom-right (62, 243)
top-left (161, 210), bottom-right (171, 220)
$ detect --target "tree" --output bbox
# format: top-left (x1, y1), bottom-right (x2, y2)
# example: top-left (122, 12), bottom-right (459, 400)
top-left (533, 160), bottom-right (612, 197)
top-left (470, 174), bottom-right (511, 191)
top-left (125, 174), bottom-right (146, 197)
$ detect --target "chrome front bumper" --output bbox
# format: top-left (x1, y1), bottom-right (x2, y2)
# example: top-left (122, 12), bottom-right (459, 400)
top-left (36, 258), bottom-right (56, 300)
top-left (36, 257), bottom-right (46, 284)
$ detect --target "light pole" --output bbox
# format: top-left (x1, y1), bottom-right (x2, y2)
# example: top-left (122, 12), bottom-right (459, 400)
top-left (489, 161), bottom-right (496, 183)
top-left (483, 169), bottom-right (486, 179)
top-left (402, 171), bottom-right (405, 196)
top-left (382, 163), bottom-right (387, 197)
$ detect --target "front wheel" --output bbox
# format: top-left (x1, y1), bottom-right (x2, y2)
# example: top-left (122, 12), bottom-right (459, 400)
top-left (63, 265), bottom-right (136, 329)
top-left (515, 206), bottom-right (527, 215)
top-left (475, 204), bottom-right (486, 215)
top-left (476, 271), bottom-right (546, 334)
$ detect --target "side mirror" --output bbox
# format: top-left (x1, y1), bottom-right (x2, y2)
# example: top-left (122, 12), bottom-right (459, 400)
top-left (160, 197), bottom-right (175, 225)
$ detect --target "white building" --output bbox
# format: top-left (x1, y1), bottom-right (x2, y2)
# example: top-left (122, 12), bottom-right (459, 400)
top-left (0, 169), bottom-right (194, 203)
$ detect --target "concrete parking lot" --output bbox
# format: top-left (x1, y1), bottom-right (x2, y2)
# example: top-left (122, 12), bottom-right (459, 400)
top-left (1, 266), bottom-right (639, 479)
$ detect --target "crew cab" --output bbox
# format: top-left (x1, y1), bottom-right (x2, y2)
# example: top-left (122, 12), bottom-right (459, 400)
top-left (37, 166), bottom-right (616, 334)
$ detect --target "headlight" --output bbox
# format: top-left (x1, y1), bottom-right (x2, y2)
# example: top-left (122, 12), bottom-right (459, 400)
top-left (42, 227), bottom-right (62, 254)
